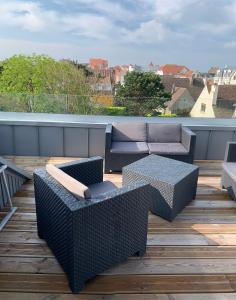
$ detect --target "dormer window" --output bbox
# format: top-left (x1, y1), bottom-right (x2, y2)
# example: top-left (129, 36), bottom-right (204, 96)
top-left (201, 103), bottom-right (206, 112)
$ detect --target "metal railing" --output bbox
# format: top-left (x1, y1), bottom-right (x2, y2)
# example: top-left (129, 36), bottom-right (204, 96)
top-left (0, 93), bottom-right (114, 115)
top-left (0, 93), bottom-right (184, 116)
top-left (0, 165), bottom-right (17, 231)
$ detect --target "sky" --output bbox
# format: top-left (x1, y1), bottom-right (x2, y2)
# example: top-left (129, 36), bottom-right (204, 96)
top-left (0, 0), bottom-right (236, 71)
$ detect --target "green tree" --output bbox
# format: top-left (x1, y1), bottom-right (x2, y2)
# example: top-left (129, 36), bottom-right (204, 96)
top-left (0, 54), bottom-right (53, 93)
top-left (0, 54), bottom-right (94, 114)
top-left (115, 71), bottom-right (171, 116)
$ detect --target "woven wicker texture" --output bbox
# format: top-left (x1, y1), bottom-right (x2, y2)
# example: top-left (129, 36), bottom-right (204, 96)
top-left (34, 157), bottom-right (151, 293)
top-left (123, 155), bottom-right (199, 221)
top-left (105, 124), bottom-right (196, 173)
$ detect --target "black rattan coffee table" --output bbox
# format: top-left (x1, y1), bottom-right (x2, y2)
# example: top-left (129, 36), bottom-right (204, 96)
top-left (123, 154), bottom-right (199, 221)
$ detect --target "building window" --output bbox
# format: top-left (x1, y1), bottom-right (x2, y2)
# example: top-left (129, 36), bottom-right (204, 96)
top-left (201, 103), bottom-right (206, 112)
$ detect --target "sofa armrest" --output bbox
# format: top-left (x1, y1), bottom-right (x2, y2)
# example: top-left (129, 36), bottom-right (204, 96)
top-left (105, 124), bottom-right (112, 152)
top-left (57, 156), bottom-right (103, 185)
top-left (181, 127), bottom-right (196, 153)
top-left (105, 124), bottom-right (112, 173)
top-left (224, 142), bottom-right (236, 162)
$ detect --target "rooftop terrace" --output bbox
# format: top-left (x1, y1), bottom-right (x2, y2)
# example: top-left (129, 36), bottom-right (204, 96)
top-left (1, 156), bottom-right (236, 299)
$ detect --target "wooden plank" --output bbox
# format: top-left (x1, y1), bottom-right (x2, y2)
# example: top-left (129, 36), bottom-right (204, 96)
top-left (172, 295), bottom-right (236, 300)
top-left (3, 256), bottom-right (236, 275)
top-left (0, 212), bottom-right (36, 222)
top-left (0, 232), bottom-right (44, 244)
top-left (0, 274), bottom-right (233, 293)
top-left (3, 223), bottom-right (37, 231)
top-left (1, 293), bottom-right (236, 300)
top-left (148, 223), bottom-right (236, 234)
top-left (148, 233), bottom-right (236, 246)
top-left (195, 194), bottom-right (230, 200)
top-left (144, 246), bottom-right (236, 258)
top-left (2, 243), bottom-right (236, 259)
top-left (0, 243), bottom-right (52, 257)
top-left (188, 200), bottom-right (236, 208)
top-left (103, 258), bottom-right (236, 275)
top-left (0, 257), bottom-right (62, 274)
top-left (3, 230), bottom-right (236, 246)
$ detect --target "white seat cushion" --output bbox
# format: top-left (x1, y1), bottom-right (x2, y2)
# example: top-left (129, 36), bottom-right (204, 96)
top-left (46, 164), bottom-right (91, 199)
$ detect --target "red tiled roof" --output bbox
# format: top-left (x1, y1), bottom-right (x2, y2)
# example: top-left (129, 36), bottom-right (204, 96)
top-left (89, 58), bottom-right (108, 70)
top-left (159, 64), bottom-right (193, 77)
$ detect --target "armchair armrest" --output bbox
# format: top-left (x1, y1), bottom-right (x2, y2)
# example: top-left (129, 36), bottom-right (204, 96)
top-left (57, 156), bottom-right (103, 185)
top-left (181, 127), bottom-right (196, 153)
top-left (105, 124), bottom-right (112, 173)
top-left (224, 142), bottom-right (236, 162)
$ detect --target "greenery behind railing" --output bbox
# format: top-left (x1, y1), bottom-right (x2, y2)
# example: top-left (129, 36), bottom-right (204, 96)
top-left (0, 93), bottom-right (115, 115)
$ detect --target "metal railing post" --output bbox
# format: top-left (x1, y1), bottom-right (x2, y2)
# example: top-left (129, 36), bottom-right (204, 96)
top-left (0, 165), bottom-right (17, 231)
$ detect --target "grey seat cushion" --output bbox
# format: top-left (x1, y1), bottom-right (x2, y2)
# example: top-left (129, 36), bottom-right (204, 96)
top-left (89, 180), bottom-right (118, 198)
top-left (110, 142), bottom-right (149, 154)
top-left (223, 162), bottom-right (236, 181)
top-left (112, 122), bottom-right (147, 142)
top-left (148, 143), bottom-right (188, 155)
top-left (148, 123), bottom-right (181, 143)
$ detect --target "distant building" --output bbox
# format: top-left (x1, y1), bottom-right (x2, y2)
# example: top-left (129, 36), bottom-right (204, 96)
top-left (213, 67), bottom-right (236, 85)
top-left (208, 66), bottom-right (219, 77)
top-left (165, 87), bottom-right (195, 115)
top-left (157, 64), bottom-right (194, 78)
top-left (113, 65), bottom-right (129, 84)
top-left (112, 64), bottom-right (142, 84)
top-left (147, 62), bottom-right (159, 72)
top-left (190, 82), bottom-right (236, 118)
top-left (87, 58), bottom-right (115, 95)
top-left (89, 58), bottom-right (108, 71)
top-left (128, 64), bottom-right (142, 72)
top-left (161, 76), bottom-right (204, 101)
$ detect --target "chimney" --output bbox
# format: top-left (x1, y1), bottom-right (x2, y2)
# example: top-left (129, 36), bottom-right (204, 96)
top-left (171, 83), bottom-right (176, 94)
top-left (211, 83), bottom-right (219, 105)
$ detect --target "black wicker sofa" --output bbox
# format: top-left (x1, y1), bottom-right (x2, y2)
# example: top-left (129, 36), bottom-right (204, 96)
top-left (34, 156), bottom-right (151, 293)
top-left (105, 122), bottom-right (196, 173)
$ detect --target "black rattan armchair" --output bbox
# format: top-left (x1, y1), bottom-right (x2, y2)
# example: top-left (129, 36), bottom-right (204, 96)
top-left (34, 156), bottom-right (151, 293)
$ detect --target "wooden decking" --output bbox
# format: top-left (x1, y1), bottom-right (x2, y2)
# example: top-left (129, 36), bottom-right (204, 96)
top-left (1, 157), bottom-right (236, 299)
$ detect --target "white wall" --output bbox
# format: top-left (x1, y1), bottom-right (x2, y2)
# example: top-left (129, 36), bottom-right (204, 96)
top-left (190, 85), bottom-right (218, 118)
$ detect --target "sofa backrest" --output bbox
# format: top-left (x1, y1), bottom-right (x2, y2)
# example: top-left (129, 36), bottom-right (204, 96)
top-left (147, 123), bottom-right (181, 143)
top-left (112, 122), bottom-right (147, 142)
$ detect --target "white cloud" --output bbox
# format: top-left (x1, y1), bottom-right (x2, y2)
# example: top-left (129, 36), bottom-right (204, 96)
top-left (197, 23), bottom-right (232, 35)
top-left (137, 0), bottom-right (201, 20)
top-left (0, 38), bottom-right (82, 60)
top-left (0, 1), bottom-right (58, 32)
top-left (123, 20), bottom-right (167, 43)
top-left (54, 0), bottom-right (132, 21)
top-left (224, 41), bottom-right (236, 49)
top-left (63, 14), bottom-right (114, 39)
